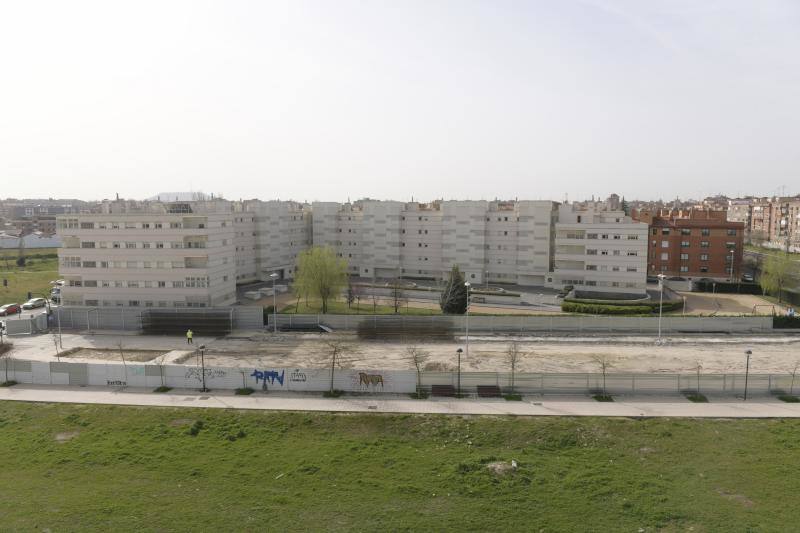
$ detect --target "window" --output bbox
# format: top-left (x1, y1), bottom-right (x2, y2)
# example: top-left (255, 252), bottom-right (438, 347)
top-left (627, 235), bottom-right (639, 240)
top-left (83, 280), bottom-right (98, 287)
top-left (660, 252), bottom-right (669, 260)
top-left (170, 222), bottom-right (182, 229)
top-left (80, 222), bottom-right (94, 229)
top-left (82, 261), bottom-right (96, 268)
top-left (700, 266), bottom-right (709, 273)
top-left (125, 242), bottom-right (136, 249)
top-left (626, 251), bottom-right (638, 256)
top-left (586, 265), bottom-right (597, 271)
top-left (662, 228), bottom-right (670, 235)
top-left (661, 240), bottom-right (669, 248)
top-left (142, 243), bottom-right (151, 249)
top-left (601, 234), bottom-right (609, 239)
top-left (700, 241), bottom-right (710, 248)
top-left (142, 223), bottom-right (150, 229)
top-left (700, 254), bottom-right (709, 261)
top-left (613, 250), bottom-right (621, 256)
top-left (726, 242), bottom-right (736, 249)
top-left (681, 228), bottom-right (691, 235)
top-left (613, 234), bottom-right (621, 240)
top-left (701, 228), bottom-right (710, 236)
top-left (128, 301), bottom-right (140, 307)
top-left (681, 241), bottom-right (690, 247)
top-left (727, 229), bottom-right (737, 236)
top-left (81, 241), bottom-right (96, 248)
top-left (587, 233), bottom-right (598, 239)
top-left (626, 267), bottom-right (637, 272)
top-left (680, 253), bottom-right (689, 260)
top-left (587, 249), bottom-right (598, 255)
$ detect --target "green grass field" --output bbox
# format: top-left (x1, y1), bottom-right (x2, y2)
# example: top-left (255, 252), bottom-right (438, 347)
top-left (0, 248), bottom-right (59, 305)
top-left (1, 401), bottom-right (799, 531)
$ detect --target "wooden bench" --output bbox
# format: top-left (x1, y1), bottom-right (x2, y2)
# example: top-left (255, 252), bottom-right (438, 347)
top-left (477, 385), bottom-right (501, 398)
top-left (431, 384), bottom-right (456, 397)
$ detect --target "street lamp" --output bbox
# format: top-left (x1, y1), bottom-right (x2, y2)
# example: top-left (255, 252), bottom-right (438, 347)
top-left (464, 281), bottom-right (471, 361)
top-left (657, 274), bottom-right (666, 343)
top-left (199, 344), bottom-right (208, 392)
top-left (270, 272), bottom-right (279, 334)
top-left (729, 249), bottom-right (735, 283)
top-left (41, 289), bottom-right (61, 349)
top-left (744, 349), bottom-right (752, 401)
top-left (456, 347), bottom-right (463, 397)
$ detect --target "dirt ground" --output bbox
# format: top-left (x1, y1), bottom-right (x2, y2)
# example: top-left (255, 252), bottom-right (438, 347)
top-left (60, 348), bottom-right (169, 362)
top-left (195, 333), bottom-right (800, 374)
top-left (678, 292), bottom-right (787, 316)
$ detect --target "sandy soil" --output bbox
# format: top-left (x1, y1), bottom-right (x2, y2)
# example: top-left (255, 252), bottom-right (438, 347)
top-left (195, 333), bottom-right (800, 374)
top-left (679, 292), bottom-right (786, 316)
top-left (60, 348), bottom-right (169, 362)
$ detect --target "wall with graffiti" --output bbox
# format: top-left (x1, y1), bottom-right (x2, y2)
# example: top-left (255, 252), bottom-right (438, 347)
top-left (5, 359), bottom-right (417, 393)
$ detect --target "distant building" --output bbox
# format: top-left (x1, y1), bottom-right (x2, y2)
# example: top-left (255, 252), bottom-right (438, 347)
top-left (633, 209), bottom-right (744, 281)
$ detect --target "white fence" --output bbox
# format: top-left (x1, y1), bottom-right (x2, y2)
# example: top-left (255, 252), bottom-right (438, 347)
top-left (2, 314), bottom-right (48, 335)
top-left (1, 358), bottom-right (795, 397)
top-left (53, 306), bottom-right (264, 331)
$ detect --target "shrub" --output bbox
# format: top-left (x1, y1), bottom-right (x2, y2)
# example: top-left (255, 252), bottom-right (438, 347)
top-left (188, 420), bottom-right (204, 436)
top-left (263, 306), bottom-right (275, 325)
top-left (1, 380), bottom-right (18, 387)
top-left (592, 394), bottom-right (614, 402)
top-left (685, 393), bottom-right (708, 403)
top-left (562, 299), bottom-right (683, 315)
top-left (323, 389), bottom-right (344, 398)
top-left (153, 386), bottom-right (172, 393)
top-left (778, 395), bottom-right (800, 403)
top-left (695, 281), bottom-right (762, 295)
top-left (409, 392), bottom-right (429, 399)
top-left (504, 394), bottom-right (523, 401)
top-left (235, 387), bottom-right (254, 395)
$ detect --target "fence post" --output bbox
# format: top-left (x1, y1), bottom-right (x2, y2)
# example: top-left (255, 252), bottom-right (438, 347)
top-left (632, 374), bottom-right (635, 394)
top-left (677, 374), bottom-right (680, 392)
top-left (768, 374), bottom-right (772, 393)
top-left (121, 309), bottom-right (125, 330)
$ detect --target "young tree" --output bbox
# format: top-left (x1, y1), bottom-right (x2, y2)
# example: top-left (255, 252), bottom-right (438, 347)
top-left (506, 341), bottom-right (525, 394)
top-left (693, 360), bottom-right (703, 394)
top-left (439, 265), bottom-right (468, 314)
top-left (293, 246), bottom-right (348, 314)
top-left (322, 339), bottom-right (356, 394)
top-left (405, 345), bottom-right (431, 396)
top-left (346, 277), bottom-right (355, 309)
top-left (154, 353), bottom-right (169, 389)
top-left (390, 278), bottom-right (406, 314)
top-left (790, 360), bottom-right (800, 396)
top-left (591, 355), bottom-right (614, 397)
top-left (760, 252), bottom-right (798, 303)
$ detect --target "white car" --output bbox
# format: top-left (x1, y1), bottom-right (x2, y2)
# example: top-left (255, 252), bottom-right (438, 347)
top-left (22, 298), bottom-right (47, 310)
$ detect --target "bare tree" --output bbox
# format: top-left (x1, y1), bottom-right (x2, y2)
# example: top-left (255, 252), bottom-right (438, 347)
top-left (153, 352), bottom-right (169, 389)
top-left (322, 340), bottom-right (357, 394)
top-left (52, 333), bottom-right (61, 361)
top-left (117, 340), bottom-right (129, 385)
top-left (390, 278), bottom-right (407, 314)
top-left (1, 349), bottom-right (12, 384)
top-left (405, 345), bottom-right (431, 396)
top-left (352, 283), bottom-right (364, 313)
top-left (591, 354), bottom-right (614, 397)
top-left (506, 342), bottom-right (525, 394)
top-left (790, 361), bottom-right (800, 396)
top-left (346, 277), bottom-right (355, 309)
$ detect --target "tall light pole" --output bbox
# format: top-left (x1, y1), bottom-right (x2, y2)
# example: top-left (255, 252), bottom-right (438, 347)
top-left (199, 344), bottom-right (207, 392)
top-left (744, 349), bottom-right (752, 401)
top-left (657, 273), bottom-right (666, 343)
top-left (41, 289), bottom-right (61, 348)
top-left (729, 248), bottom-right (735, 283)
top-left (464, 281), bottom-right (471, 361)
top-left (456, 347), bottom-right (463, 397)
top-left (270, 272), bottom-right (279, 333)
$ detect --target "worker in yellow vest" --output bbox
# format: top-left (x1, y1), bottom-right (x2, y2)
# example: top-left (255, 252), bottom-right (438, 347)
top-left (186, 329), bottom-right (193, 344)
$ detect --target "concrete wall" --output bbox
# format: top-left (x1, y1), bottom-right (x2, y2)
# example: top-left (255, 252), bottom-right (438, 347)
top-left (1, 358), bottom-right (791, 397)
top-left (277, 314), bottom-right (773, 334)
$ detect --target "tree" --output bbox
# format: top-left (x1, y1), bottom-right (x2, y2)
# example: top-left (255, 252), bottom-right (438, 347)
top-left (345, 277), bottom-right (355, 309)
top-left (293, 246), bottom-right (348, 314)
top-left (439, 265), bottom-right (468, 314)
top-left (322, 339), bottom-right (357, 394)
top-left (693, 360), bottom-right (703, 394)
top-left (154, 353), bottom-right (169, 389)
top-left (621, 197), bottom-right (630, 216)
top-left (16, 238), bottom-right (25, 268)
top-left (790, 361), bottom-right (799, 396)
top-left (390, 278), bottom-right (407, 313)
top-left (591, 355), bottom-right (614, 397)
top-left (405, 345), bottom-right (431, 396)
top-left (506, 342), bottom-right (525, 394)
top-left (760, 252), bottom-right (798, 303)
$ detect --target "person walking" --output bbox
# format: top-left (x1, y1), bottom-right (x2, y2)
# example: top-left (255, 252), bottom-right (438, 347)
top-left (186, 329), bottom-right (193, 344)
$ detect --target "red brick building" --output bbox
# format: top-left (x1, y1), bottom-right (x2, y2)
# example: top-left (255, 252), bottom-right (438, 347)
top-left (632, 209), bottom-right (744, 280)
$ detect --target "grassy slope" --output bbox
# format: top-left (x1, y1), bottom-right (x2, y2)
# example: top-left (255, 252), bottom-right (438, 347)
top-left (1, 402), bottom-right (799, 531)
top-left (0, 249), bottom-right (59, 304)
top-left (281, 298), bottom-right (442, 315)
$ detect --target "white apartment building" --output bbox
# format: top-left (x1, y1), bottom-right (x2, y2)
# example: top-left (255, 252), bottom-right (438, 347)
top-left (312, 199), bottom-right (558, 285)
top-left (57, 201), bottom-right (237, 308)
top-left (548, 203), bottom-right (648, 295)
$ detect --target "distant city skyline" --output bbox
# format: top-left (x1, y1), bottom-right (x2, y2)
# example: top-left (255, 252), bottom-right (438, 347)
top-left (1, 1), bottom-right (798, 202)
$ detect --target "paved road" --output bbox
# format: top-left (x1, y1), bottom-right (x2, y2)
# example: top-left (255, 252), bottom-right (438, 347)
top-left (2, 384), bottom-right (800, 418)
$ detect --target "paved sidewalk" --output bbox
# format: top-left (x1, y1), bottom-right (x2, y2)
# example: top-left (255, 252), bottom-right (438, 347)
top-left (2, 384), bottom-right (800, 418)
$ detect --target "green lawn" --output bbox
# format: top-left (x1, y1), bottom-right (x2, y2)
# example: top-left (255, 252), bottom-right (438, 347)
top-left (0, 248), bottom-right (59, 304)
top-left (281, 298), bottom-right (442, 315)
top-left (1, 402), bottom-right (800, 531)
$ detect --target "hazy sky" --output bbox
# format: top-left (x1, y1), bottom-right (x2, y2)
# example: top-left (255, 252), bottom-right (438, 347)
top-left (1, 0), bottom-right (798, 203)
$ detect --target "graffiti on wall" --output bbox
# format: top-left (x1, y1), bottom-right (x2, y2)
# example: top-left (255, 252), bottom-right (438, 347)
top-left (185, 368), bottom-right (227, 381)
top-left (289, 370), bottom-right (307, 383)
top-left (251, 369), bottom-right (285, 389)
top-left (357, 372), bottom-right (384, 390)
top-left (107, 380), bottom-right (127, 386)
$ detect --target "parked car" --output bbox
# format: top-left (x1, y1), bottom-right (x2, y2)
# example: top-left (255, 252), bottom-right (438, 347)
top-left (742, 274), bottom-right (755, 282)
top-left (0, 303), bottom-right (21, 316)
top-left (21, 298), bottom-right (47, 310)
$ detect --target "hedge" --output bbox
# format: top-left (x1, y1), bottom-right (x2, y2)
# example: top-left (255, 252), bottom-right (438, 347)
top-left (562, 302), bottom-right (653, 315)
top-left (774, 316), bottom-right (800, 329)
top-left (695, 281), bottom-right (763, 295)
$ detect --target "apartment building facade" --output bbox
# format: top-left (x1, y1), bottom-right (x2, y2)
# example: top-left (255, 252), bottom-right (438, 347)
top-left (57, 201), bottom-right (237, 308)
top-left (312, 199), bottom-right (558, 285)
top-left (633, 209), bottom-right (744, 280)
top-left (549, 204), bottom-right (648, 295)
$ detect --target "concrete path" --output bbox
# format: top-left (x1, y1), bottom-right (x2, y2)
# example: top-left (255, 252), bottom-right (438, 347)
top-left (3, 384), bottom-right (800, 418)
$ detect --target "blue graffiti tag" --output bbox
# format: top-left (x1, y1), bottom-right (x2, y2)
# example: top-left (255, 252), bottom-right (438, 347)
top-left (251, 369), bottom-right (285, 387)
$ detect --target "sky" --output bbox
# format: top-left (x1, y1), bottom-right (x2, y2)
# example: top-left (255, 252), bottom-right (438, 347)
top-left (0, 0), bottom-right (798, 203)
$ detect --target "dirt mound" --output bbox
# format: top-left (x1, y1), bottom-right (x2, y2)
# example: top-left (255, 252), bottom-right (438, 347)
top-left (55, 431), bottom-right (79, 442)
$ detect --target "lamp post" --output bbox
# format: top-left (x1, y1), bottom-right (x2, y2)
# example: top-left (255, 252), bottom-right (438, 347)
top-left (729, 249), bottom-right (735, 283)
top-left (456, 347), bottom-right (463, 397)
top-left (41, 289), bottom-right (61, 348)
top-left (657, 274), bottom-right (666, 343)
top-left (270, 272), bottom-right (279, 333)
top-left (464, 281), bottom-right (471, 361)
top-left (744, 349), bottom-right (752, 401)
top-left (199, 344), bottom-right (207, 392)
